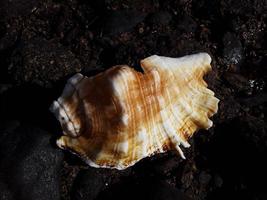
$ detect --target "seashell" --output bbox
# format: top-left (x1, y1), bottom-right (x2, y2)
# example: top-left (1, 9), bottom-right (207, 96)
top-left (50, 53), bottom-right (219, 170)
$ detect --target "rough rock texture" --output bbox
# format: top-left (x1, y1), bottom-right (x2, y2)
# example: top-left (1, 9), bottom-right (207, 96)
top-left (97, 179), bottom-right (192, 200)
top-left (0, 122), bottom-right (64, 200)
top-left (9, 38), bottom-right (81, 87)
top-left (0, 0), bottom-right (266, 200)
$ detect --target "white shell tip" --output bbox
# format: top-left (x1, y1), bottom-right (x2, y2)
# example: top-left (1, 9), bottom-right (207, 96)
top-left (56, 137), bottom-right (65, 149)
top-left (200, 52), bottom-right (212, 64)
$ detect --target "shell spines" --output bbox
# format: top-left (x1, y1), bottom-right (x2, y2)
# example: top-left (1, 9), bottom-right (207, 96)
top-left (51, 53), bottom-right (219, 169)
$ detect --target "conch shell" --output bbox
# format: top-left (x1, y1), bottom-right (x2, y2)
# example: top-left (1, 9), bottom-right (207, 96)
top-left (50, 53), bottom-right (219, 170)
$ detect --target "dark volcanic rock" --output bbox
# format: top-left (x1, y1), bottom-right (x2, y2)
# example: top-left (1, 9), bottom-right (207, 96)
top-left (0, 122), bottom-right (64, 200)
top-left (177, 15), bottom-right (197, 33)
top-left (102, 10), bottom-right (146, 35)
top-left (147, 11), bottom-right (172, 26)
top-left (151, 156), bottom-right (181, 177)
top-left (72, 168), bottom-right (109, 200)
top-left (147, 181), bottom-right (192, 200)
top-left (0, 0), bottom-right (41, 20)
top-left (213, 174), bottom-right (223, 188)
top-left (0, 181), bottom-right (14, 200)
top-left (0, 84), bottom-right (63, 130)
top-left (222, 72), bottom-right (250, 94)
top-left (0, 24), bottom-right (19, 51)
top-left (72, 167), bottom-right (131, 200)
top-left (0, 84), bottom-right (12, 94)
top-left (133, 153), bottom-right (183, 178)
top-left (97, 178), bottom-right (192, 200)
top-left (222, 32), bottom-right (243, 68)
top-left (204, 116), bottom-right (267, 199)
top-left (9, 37), bottom-right (81, 87)
top-left (198, 171), bottom-right (212, 185)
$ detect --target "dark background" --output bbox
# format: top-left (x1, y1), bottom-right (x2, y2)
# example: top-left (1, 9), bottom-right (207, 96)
top-left (0, 0), bottom-right (266, 200)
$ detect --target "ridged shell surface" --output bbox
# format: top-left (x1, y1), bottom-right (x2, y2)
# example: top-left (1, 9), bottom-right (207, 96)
top-left (50, 53), bottom-right (219, 170)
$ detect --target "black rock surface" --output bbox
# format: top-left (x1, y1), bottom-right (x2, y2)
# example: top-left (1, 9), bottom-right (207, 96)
top-left (0, 122), bottom-right (64, 200)
top-left (222, 32), bottom-right (243, 67)
top-left (97, 178), bottom-right (192, 200)
top-left (71, 168), bottom-right (109, 200)
top-left (101, 10), bottom-right (146, 35)
top-left (9, 38), bottom-right (81, 87)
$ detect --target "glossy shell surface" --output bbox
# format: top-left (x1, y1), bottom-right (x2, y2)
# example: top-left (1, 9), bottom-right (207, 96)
top-left (50, 53), bottom-right (219, 170)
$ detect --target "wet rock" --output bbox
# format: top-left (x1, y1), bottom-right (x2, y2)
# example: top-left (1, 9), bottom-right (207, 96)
top-left (102, 10), bottom-right (146, 35)
top-left (9, 37), bottom-right (81, 87)
top-left (147, 11), bottom-right (172, 26)
top-left (0, 122), bottom-right (64, 200)
top-left (223, 32), bottom-right (243, 68)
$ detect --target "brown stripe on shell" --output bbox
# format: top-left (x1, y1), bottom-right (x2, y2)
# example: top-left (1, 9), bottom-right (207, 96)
top-left (51, 53), bottom-right (219, 170)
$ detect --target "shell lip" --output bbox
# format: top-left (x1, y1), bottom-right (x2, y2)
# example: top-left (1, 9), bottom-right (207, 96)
top-left (64, 145), bottom-right (169, 170)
